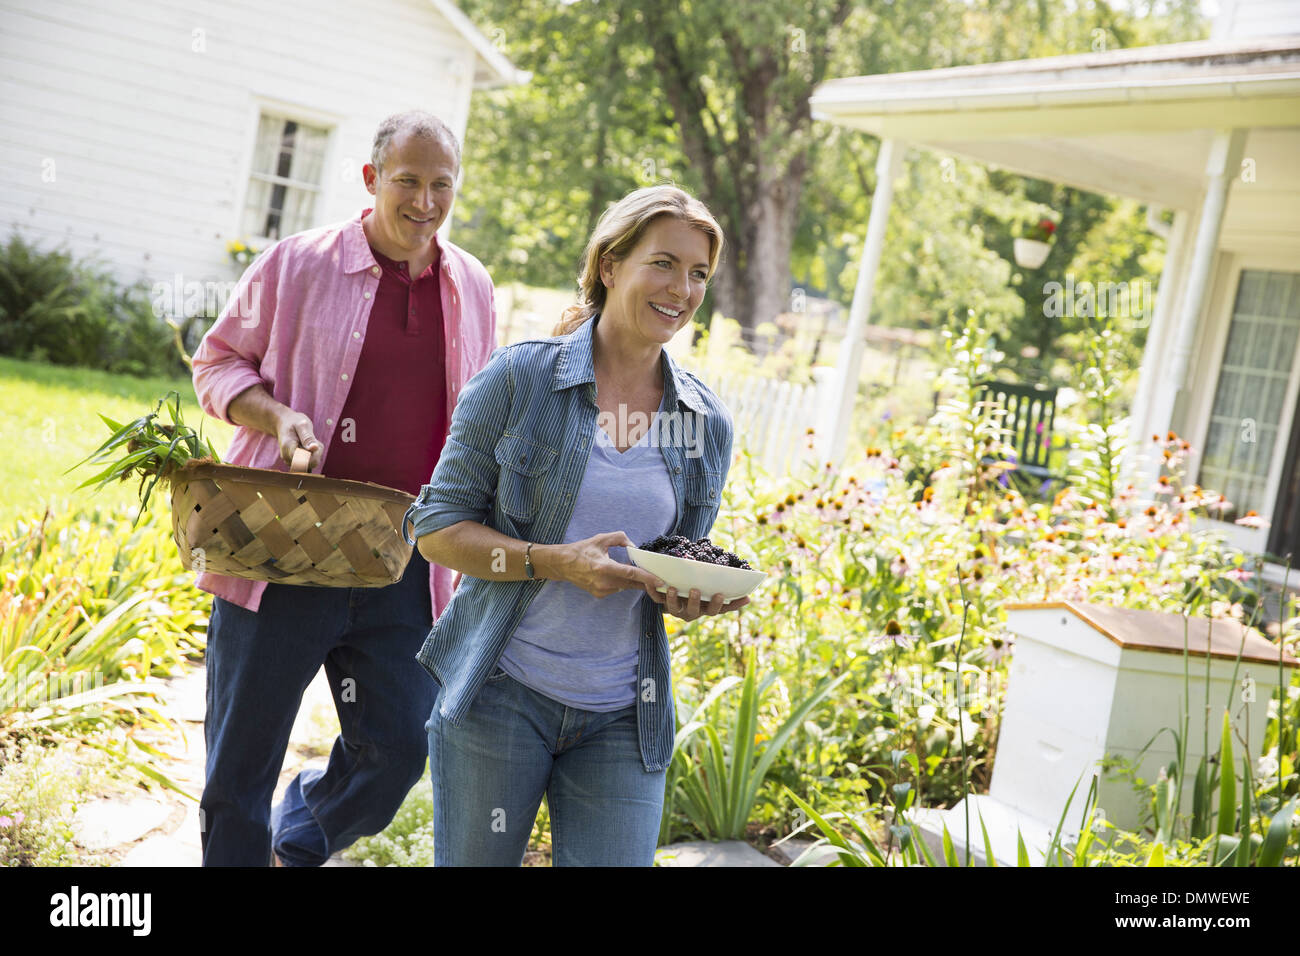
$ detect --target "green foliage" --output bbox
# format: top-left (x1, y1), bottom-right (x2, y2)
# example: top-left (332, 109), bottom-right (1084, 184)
top-left (0, 356), bottom-right (227, 529)
top-left (1067, 320), bottom-right (1129, 518)
top-left (0, 231), bottom-right (188, 378)
top-left (0, 736), bottom-right (141, 866)
top-left (71, 392), bottom-right (220, 521)
top-left (343, 769), bottom-right (436, 867)
top-left (456, 0), bottom-right (1205, 364)
top-left (662, 645), bottom-right (850, 842)
top-left (658, 307), bottom-right (1284, 856)
top-left (0, 505), bottom-right (207, 791)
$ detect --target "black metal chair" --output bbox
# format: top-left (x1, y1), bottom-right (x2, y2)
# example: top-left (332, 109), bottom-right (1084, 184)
top-left (974, 380), bottom-right (1062, 498)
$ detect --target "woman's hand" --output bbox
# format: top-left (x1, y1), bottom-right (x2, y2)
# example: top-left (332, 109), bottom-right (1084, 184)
top-left (547, 531), bottom-right (663, 599)
top-left (644, 584), bottom-right (750, 623)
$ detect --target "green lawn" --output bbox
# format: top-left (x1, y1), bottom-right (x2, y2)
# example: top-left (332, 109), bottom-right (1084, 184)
top-left (0, 356), bottom-right (235, 528)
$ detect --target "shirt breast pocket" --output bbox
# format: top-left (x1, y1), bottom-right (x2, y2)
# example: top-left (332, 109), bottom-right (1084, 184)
top-left (682, 469), bottom-right (722, 532)
top-left (494, 434), bottom-right (559, 522)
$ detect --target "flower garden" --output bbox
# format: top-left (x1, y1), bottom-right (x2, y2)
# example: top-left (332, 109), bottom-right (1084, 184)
top-left (1, 317), bottom-right (1297, 867)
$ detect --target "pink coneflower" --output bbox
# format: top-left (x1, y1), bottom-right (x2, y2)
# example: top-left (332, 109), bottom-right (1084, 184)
top-left (1235, 510), bottom-right (1270, 529)
top-left (985, 635), bottom-right (1015, 665)
top-left (869, 619), bottom-right (917, 652)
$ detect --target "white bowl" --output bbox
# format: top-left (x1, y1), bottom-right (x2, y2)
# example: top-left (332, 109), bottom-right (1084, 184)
top-left (626, 546), bottom-right (766, 603)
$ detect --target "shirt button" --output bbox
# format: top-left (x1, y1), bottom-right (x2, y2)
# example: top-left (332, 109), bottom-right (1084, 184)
top-left (709, 489), bottom-right (716, 498)
top-left (452, 338), bottom-right (456, 347)
top-left (326, 418), bottom-right (334, 426)
top-left (352, 331), bottom-right (361, 339)
top-left (341, 373), bottom-right (348, 381)
top-left (674, 466), bottom-right (682, 474)
top-left (371, 266), bottom-right (380, 275)
top-left (363, 291), bottom-right (372, 299)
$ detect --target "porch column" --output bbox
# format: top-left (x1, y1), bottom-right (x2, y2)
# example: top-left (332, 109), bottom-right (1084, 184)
top-left (1155, 129), bottom-right (1246, 438)
top-left (822, 137), bottom-right (905, 463)
top-left (1122, 208), bottom-right (1192, 486)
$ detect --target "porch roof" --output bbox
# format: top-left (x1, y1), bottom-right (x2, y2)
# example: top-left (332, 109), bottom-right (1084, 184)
top-left (810, 35), bottom-right (1300, 206)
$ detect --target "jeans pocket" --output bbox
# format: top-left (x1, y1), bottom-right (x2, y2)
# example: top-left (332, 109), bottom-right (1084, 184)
top-left (485, 665), bottom-right (511, 684)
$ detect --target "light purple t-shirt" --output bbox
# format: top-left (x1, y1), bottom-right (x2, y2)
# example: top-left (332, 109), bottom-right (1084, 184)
top-left (498, 402), bottom-right (676, 711)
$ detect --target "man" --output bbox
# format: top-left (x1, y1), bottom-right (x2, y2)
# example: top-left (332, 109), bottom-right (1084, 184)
top-left (191, 111), bottom-right (496, 866)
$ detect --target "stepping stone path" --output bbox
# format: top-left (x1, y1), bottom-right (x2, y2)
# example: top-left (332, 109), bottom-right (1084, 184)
top-left (655, 840), bottom-right (781, 867)
top-left (81, 664), bottom-right (829, 867)
top-left (78, 663), bottom-right (357, 867)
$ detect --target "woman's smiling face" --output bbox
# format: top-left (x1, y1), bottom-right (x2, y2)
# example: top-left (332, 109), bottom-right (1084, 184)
top-left (599, 217), bottom-right (712, 348)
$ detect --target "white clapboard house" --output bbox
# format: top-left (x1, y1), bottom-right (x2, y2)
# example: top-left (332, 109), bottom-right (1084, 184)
top-left (0, 0), bottom-right (521, 316)
top-left (811, 0), bottom-right (1300, 580)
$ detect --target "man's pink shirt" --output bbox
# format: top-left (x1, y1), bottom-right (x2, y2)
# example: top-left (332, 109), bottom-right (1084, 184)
top-left (190, 209), bottom-right (497, 621)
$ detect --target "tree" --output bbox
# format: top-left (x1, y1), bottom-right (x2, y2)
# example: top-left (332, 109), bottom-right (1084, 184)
top-left (455, 0), bottom-right (1205, 369)
top-left (624, 0), bottom-right (854, 348)
top-left (455, 0), bottom-right (678, 296)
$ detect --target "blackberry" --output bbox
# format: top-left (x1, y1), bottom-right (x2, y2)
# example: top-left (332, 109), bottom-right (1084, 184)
top-left (640, 534), bottom-right (752, 570)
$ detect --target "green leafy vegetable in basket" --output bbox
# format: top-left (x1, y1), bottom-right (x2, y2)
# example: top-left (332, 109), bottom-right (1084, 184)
top-left (70, 391), bottom-right (220, 524)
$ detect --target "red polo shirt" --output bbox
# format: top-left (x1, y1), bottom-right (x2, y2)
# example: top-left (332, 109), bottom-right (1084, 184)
top-left (323, 243), bottom-right (446, 495)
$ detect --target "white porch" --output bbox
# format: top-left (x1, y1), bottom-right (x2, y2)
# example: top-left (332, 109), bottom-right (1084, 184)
top-left (810, 30), bottom-right (1300, 572)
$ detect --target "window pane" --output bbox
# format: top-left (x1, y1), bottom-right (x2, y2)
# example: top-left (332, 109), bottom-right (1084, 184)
top-left (1199, 270), bottom-right (1300, 518)
top-left (243, 113), bottom-right (330, 239)
top-left (240, 178), bottom-right (273, 237)
top-left (290, 125), bottom-right (328, 185)
top-left (281, 187), bottom-right (318, 236)
top-left (250, 115), bottom-right (284, 176)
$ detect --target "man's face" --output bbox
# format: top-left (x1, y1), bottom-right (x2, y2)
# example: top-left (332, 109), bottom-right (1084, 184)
top-left (362, 130), bottom-right (459, 253)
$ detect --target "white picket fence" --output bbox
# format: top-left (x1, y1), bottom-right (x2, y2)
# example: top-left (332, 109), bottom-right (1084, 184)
top-left (681, 365), bottom-right (836, 477)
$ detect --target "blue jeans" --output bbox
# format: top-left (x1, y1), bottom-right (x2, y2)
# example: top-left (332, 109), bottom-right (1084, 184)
top-left (428, 670), bottom-right (667, 866)
top-left (200, 553), bottom-right (436, 866)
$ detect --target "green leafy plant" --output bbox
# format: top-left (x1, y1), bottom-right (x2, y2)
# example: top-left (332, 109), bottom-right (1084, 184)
top-left (0, 230), bottom-right (187, 377)
top-left (71, 391), bottom-right (219, 521)
top-left (664, 645), bottom-right (850, 842)
top-left (0, 506), bottom-right (206, 794)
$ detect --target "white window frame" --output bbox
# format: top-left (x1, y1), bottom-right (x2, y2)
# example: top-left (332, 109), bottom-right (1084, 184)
top-left (1186, 252), bottom-right (1300, 556)
top-left (232, 99), bottom-right (343, 245)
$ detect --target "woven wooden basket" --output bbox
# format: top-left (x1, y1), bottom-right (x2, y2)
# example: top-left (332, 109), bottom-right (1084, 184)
top-left (170, 449), bottom-right (415, 587)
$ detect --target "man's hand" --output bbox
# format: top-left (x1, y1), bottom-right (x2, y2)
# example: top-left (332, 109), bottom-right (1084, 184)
top-left (643, 585), bottom-right (750, 623)
top-left (273, 409), bottom-right (323, 471)
top-left (546, 531), bottom-right (664, 599)
top-left (228, 384), bottom-right (323, 471)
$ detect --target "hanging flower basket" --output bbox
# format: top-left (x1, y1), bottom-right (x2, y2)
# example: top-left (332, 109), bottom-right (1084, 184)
top-left (1014, 218), bottom-right (1056, 269)
top-left (1013, 238), bottom-right (1052, 269)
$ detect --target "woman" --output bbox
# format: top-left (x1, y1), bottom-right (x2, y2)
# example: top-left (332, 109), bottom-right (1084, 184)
top-left (403, 185), bottom-right (749, 866)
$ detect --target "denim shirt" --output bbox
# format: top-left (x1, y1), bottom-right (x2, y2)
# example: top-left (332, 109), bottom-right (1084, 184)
top-left (403, 315), bottom-right (734, 772)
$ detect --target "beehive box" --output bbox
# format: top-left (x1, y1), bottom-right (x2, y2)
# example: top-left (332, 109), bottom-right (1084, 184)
top-left (992, 601), bottom-right (1298, 833)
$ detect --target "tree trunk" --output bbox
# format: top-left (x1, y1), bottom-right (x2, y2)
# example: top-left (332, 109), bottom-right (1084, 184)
top-left (712, 170), bottom-right (803, 355)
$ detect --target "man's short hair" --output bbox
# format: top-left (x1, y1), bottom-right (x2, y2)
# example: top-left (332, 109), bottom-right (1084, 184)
top-left (371, 111), bottom-right (461, 174)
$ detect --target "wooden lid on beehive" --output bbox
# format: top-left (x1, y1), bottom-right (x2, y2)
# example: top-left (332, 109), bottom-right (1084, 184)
top-left (1005, 601), bottom-right (1299, 667)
